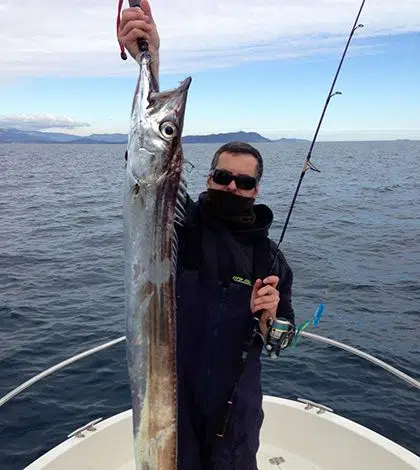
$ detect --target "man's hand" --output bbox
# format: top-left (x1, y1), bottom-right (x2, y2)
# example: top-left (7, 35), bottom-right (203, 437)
top-left (118, 0), bottom-right (160, 61)
top-left (250, 276), bottom-right (280, 336)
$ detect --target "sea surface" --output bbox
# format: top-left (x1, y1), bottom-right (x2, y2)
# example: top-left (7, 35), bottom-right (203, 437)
top-left (0, 141), bottom-right (419, 469)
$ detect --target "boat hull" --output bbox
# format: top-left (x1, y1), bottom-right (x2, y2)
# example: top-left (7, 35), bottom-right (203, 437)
top-left (25, 396), bottom-right (420, 470)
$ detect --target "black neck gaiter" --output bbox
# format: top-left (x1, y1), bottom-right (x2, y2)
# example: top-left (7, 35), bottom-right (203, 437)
top-left (203, 189), bottom-right (256, 227)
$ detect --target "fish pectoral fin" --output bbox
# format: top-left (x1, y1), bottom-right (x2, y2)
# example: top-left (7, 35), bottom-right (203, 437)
top-left (134, 173), bottom-right (167, 188)
top-left (154, 423), bottom-right (176, 446)
top-left (138, 290), bottom-right (155, 315)
top-left (133, 290), bottom-right (155, 344)
top-left (155, 172), bottom-right (168, 185)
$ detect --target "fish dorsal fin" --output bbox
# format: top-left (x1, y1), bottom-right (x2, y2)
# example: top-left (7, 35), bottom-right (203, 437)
top-left (172, 173), bottom-right (187, 273)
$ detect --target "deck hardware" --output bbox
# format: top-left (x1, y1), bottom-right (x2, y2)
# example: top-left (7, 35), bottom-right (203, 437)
top-left (67, 417), bottom-right (103, 439)
top-left (297, 398), bottom-right (334, 414)
top-left (269, 456), bottom-right (286, 466)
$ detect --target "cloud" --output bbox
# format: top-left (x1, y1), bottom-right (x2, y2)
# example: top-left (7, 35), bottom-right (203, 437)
top-left (1, 0), bottom-right (419, 77)
top-left (0, 114), bottom-right (90, 131)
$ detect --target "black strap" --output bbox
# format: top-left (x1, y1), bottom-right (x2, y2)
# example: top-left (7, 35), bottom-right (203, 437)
top-left (177, 198), bottom-right (272, 438)
top-left (252, 237), bottom-right (271, 283)
top-left (215, 237), bottom-right (270, 438)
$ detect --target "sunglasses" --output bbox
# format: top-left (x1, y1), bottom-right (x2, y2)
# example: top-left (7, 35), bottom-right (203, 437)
top-left (210, 169), bottom-right (257, 190)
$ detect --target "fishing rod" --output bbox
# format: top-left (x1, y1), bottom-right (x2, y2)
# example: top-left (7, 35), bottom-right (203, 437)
top-left (217, 0), bottom-right (368, 439)
top-left (262, 0), bottom-right (367, 353)
top-left (270, 0), bottom-right (366, 272)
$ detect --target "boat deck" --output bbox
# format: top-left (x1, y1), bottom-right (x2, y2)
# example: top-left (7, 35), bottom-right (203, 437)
top-left (25, 397), bottom-right (420, 470)
top-left (116, 442), bottom-right (322, 470)
top-left (259, 443), bottom-right (323, 469)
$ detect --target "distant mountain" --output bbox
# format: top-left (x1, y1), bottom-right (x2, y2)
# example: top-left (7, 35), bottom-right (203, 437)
top-left (67, 138), bottom-right (110, 144)
top-left (0, 128), bottom-right (126, 144)
top-left (0, 128), bottom-right (75, 143)
top-left (273, 137), bottom-right (309, 143)
top-left (87, 133), bottom-right (128, 143)
top-left (182, 131), bottom-right (271, 143)
top-left (0, 128), bottom-right (307, 144)
top-left (0, 128), bottom-right (51, 143)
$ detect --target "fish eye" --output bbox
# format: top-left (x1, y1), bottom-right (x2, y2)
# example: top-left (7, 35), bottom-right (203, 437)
top-left (160, 121), bottom-right (178, 140)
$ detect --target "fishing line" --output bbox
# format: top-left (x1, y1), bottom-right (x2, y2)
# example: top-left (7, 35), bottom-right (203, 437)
top-left (117, 0), bottom-right (150, 60)
top-left (270, 0), bottom-right (367, 272)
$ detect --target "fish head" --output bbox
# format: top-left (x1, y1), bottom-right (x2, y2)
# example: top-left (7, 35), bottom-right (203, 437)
top-left (128, 56), bottom-right (192, 186)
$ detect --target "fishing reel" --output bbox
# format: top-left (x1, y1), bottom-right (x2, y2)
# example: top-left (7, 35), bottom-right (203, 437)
top-left (263, 317), bottom-right (295, 358)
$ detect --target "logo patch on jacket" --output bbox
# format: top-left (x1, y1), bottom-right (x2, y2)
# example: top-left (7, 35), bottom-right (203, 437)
top-left (232, 276), bottom-right (252, 286)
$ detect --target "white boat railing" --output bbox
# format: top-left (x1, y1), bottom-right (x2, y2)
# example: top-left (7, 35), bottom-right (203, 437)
top-left (0, 336), bottom-right (125, 408)
top-left (300, 332), bottom-right (420, 390)
top-left (1, 332), bottom-right (419, 410)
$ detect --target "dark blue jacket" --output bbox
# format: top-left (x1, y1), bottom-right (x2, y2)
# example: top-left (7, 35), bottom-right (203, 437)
top-left (175, 192), bottom-right (295, 470)
top-left (177, 192), bottom-right (295, 324)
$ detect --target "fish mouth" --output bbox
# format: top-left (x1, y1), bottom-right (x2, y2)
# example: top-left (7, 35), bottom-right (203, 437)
top-left (152, 76), bottom-right (192, 169)
top-left (152, 76), bottom-right (192, 105)
top-left (128, 73), bottom-right (192, 186)
top-left (178, 76), bottom-right (192, 91)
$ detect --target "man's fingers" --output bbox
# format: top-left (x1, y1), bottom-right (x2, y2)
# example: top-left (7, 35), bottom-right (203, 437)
top-left (140, 0), bottom-right (155, 22)
top-left (258, 302), bottom-right (278, 314)
top-left (263, 276), bottom-right (279, 288)
top-left (120, 29), bottom-right (151, 47)
top-left (262, 313), bottom-right (274, 326)
top-left (254, 294), bottom-right (278, 307)
top-left (252, 278), bottom-right (263, 293)
top-left (120, 8), bottom-right (149, 31)
top-left (255, 292), bottom-right (277, 302)
top-left (119, 20), bottom-right (152, 39)
top-left (256, 285), bottom-right (278, 297)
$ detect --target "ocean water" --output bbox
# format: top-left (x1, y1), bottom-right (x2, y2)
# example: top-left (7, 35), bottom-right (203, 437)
top-left (0, 141), bottom-right (419, 469)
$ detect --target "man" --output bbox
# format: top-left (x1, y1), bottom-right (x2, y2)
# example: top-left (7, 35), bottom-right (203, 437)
top-left (119, 2), bottom-right (295, 469)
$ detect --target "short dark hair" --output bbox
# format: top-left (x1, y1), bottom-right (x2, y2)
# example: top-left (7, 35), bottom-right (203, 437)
top-left (210, 141), bottom-right (264, 182)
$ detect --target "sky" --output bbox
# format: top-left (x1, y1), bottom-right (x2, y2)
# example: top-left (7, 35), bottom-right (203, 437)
top-left (0, 0), bottom-right (419, 141)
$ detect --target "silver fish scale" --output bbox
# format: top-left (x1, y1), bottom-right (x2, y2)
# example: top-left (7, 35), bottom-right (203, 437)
top-left (124, 51), bottom-right (191, 469)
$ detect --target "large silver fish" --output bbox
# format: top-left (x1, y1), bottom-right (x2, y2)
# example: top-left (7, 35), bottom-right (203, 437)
top-left (124, 49), bottom-right (191, 469)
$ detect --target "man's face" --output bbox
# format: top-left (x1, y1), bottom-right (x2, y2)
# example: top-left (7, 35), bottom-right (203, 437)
top-left (207, 151), bottom-right (259, 198)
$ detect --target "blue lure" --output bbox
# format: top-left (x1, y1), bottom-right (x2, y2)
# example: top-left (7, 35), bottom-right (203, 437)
top-left (292, 303), bottom-right (325, 347)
